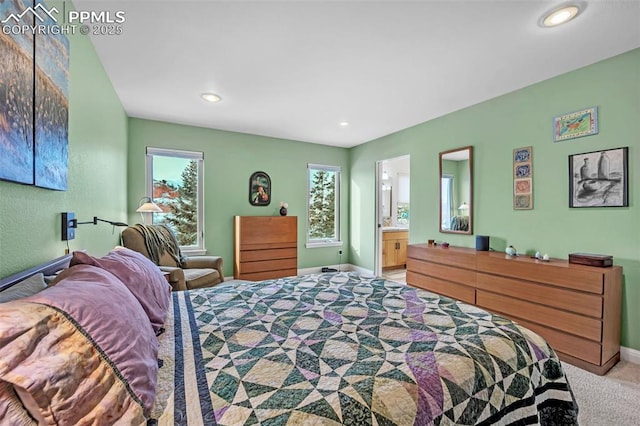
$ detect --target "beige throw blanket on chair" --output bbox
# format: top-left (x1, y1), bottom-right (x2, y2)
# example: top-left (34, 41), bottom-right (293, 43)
top-left (130, 224), bottom-right (185, 267)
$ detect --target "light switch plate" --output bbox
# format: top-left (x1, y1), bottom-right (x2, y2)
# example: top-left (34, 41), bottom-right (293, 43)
top-left (62, 212), bottom-right (75, 241)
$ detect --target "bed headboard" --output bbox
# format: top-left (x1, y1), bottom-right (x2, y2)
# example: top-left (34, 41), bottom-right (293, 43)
top-left (0, 254), bottom-right (72, 292)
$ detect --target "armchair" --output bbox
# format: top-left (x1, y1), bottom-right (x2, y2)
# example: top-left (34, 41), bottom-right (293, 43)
top-left (121, 224), bottom-right (223, 291)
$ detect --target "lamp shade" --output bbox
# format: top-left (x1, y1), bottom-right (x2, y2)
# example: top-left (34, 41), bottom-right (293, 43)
top-left (136, 197), bottom-right (163, 213)
top-left (458, 202), bottom-right (469, 210)
top-left (137, 202), bottom-right (162, 213)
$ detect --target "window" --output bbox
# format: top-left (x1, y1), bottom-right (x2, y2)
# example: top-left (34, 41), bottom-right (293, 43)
top-left (397, 172), bottom-right (410, 226)
top-left (307, 164), bottom-right (341, 247)
top-left (441, 175), bottom-right (453, 229)
top-left (146, 147), bottom-right (204, 252)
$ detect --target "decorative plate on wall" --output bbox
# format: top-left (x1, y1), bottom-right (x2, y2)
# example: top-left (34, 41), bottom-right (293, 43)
top-left (249, 171), bottom-right (271, 206)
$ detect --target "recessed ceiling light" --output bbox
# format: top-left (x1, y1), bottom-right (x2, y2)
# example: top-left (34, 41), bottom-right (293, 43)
top-left (201, 92), bottom-right (221, 103)
top-left (542, 5), bottom-right (580, 27)
top-left (339, 121), bottom-right (350, 127)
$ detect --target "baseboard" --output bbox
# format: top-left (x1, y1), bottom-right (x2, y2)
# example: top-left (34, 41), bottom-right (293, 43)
top-left (348, 264), bottom-right (374, 275)
top-left (297, 264), bottom-right (374, 276)
top-left (226, 265), bottom-right (373, 281)
top-left (297, 264), bottom-right (350, 275)
top-left (621, 346), bottom-right (640, 364)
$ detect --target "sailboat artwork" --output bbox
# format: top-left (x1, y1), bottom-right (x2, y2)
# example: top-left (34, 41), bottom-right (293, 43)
top-left (569, 147), bottom-right (628, 208)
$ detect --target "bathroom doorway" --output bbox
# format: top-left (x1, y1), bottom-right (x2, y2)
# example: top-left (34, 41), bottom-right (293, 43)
top-left (375, 155), bottom-right (410, 281)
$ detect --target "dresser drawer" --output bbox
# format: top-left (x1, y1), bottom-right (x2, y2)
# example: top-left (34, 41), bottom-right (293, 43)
top-left (477, 255), bottom-right (603, 294)
top-left (383, 231), bottom-right (408, 240)
top-left (476, 272), bottom-right (602, 318)
top-left (238, 216), bottom-right (297, 245)
top-left (513, 318), bottom-right (602, 365)
top-left (477, 290), bottom-right (602, 342)
top-left (239, 269), bottom-right (298, 281)
top-left (240, 247), bottom-right (297, 262)
top-left (240, 258), bottom-right (297, 275)
top-left (407, 271), bottom-right (475, 304)
top-left (407, 258), bottom-right (476, 286)
top-left (408, 245), bottom-right (476, 269)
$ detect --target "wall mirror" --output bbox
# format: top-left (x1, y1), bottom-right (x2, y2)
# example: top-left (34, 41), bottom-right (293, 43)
top-left (439, 146), bottom-right (473, 234)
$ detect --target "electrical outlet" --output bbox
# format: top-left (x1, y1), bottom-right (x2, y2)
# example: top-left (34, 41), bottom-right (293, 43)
top-left (61, 212), bottom-right (76, 241)
top-left (338, 249), bottom-right (343, 255)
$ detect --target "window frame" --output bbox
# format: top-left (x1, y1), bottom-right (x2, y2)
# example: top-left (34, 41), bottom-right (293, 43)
top-left (145, 147), bottom-right (205, 254)
top-left (306, 163), bottom-right (342, 248)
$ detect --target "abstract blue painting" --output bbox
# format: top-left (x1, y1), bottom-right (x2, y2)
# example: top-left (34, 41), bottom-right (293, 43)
top-left (34, 0), bottom-right (69, 190)
top-left (0, 0), bottom-right (68, 190)
top-left (0, 0), bottom-right (35, 185)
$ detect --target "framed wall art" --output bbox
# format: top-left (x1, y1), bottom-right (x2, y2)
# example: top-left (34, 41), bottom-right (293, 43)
top-left (553, 106), bottom-right (598, 142)
top-left (0, 0), bottom-right (69, 189)
top-left (0, 0), bottom-right (35, 185)
top-left (513, 146), bottom-right (533, 210)
top-left (249, 171), bottom-right (271, 206)
top-left (34, 4), bottom-right (70, 190)
top-left (569, 147), bottom-right (628, 208)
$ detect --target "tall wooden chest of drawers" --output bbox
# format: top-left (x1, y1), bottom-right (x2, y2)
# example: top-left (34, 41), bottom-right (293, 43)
top-left (234, 216), bottom-right (298, 281)
top-left (406, 244), bottom-right (622, 375)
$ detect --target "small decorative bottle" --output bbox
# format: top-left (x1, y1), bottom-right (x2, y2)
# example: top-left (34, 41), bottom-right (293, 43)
top-left (279, 202), bottom-right (288, 216)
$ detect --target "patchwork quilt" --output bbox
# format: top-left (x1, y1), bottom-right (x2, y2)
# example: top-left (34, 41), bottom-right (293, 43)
top-left (152, 272), bottom-right (578, 425)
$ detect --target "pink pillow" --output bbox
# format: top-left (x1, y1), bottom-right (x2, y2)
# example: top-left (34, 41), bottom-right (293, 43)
top-left (70, 248), bottom-right (171, 333)
top-left (25, 265), bottom-right (159, 412)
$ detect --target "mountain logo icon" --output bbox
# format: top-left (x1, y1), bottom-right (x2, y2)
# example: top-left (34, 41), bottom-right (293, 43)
top-left (1, 3), bottom-right (59, 24)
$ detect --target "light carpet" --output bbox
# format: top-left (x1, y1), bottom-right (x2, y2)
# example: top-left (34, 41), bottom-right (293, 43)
top-left (562, 361), bottom-right (640, 425)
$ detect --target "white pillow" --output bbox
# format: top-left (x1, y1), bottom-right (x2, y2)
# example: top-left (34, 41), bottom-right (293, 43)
top-left (0, 273), bottom-right (47, 303)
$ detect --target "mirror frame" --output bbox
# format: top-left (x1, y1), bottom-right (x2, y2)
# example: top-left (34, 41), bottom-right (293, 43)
top-left (439, 145), bottom-right (473, 235)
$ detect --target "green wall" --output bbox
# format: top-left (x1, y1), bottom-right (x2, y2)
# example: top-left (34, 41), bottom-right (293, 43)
top-left (127, 119), bottom-right (350, 277)
top-left (0, 6), bottom-right (128, 277)
top-left (350, 48), bottom-right (640, 350)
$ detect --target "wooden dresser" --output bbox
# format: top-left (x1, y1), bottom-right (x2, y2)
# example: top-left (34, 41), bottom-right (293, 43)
top-left (406, 244), bottom-right (622, 375)
top-left (234, 216), bottom-right (298, 281)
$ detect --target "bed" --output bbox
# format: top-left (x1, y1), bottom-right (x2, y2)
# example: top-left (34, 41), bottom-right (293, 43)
top-left (0, 249), bottom-right (578, 425)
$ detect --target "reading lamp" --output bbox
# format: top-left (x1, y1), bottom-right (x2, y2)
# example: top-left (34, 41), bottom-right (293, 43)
top-left (458, 202), bottom-right (470, 213)
top-left (136, 197), bottom-right (162, 225)
top-left (61, 212), bottom-right (128, 241)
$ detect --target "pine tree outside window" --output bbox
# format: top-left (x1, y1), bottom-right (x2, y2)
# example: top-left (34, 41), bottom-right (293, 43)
top-left (307, 164), bottom-right (341, 247)
top-left (145, 147), bottom-right (204, 253)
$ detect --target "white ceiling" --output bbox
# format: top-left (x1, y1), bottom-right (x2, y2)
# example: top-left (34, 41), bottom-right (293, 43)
top-left (75, 0), bottom-right (640, 148)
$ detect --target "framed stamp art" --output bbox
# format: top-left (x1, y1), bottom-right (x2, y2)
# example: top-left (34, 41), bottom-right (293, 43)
top-left (249, 171), bottom-right (271, 206)
top-left (513, 146), bottom-right (533, 210)
top-left (569, 147), bottom-right (628, 208)
top-left (554, 106), bottom-right (598, 142)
